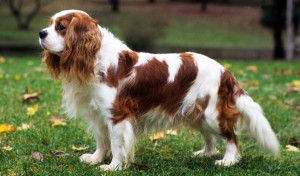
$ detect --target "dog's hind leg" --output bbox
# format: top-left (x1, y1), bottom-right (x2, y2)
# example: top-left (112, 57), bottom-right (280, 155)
top-left (193, 128), bottom-right (219, 157)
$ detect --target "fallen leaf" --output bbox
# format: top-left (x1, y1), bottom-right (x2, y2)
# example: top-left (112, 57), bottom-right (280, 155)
top-left (282, 69), bottom-right (293, 75)
top-left (246, 65), bottom-right (258, 72)
top-left (149, 132), bottom-right (166, 141)
top-left (131, 162), bottom-right (149, 171)
top-left (48, 116), bottom-right (67, 122)
top-left (26, 104), bottom-right (39, 116)
top-left (23, 93), bottom-right (39, 103)
top-left (49, 116), bottom-right (67, 127)
top-left (166, 130), bottom-right (178, 136)
top-left (286, 137), bottom-right (300, 146)
top-left (51, 121), bottom-right (67, 127)
top-left (223, 63), bottom-right (231, 69)
top-left (17, 123), bottom-right (30, 131)
top-left (32, 152), bottom-right (44, 162)
top-left (287, 80), bottom-right (300, 93)
top-left (2, 146), bottom-right (12, 151)
top-left (71, 145), bottom-right (88, 151)
top-left (286, 145), bottom-right (300, 152)
top-left (51, 150), bottom-right (69, 157)
top-left (0, 124), bottom-right (16, 134)
top-left (14, 74), bottom-right (20, 81)
top-left (0, 56), bottom-right (5, 63)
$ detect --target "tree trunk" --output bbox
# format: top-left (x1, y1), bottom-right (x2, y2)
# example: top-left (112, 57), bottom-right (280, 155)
top-left (273, 0), bottom-right (285, 59)
top-left (8, 0), bottom-right (41, 30)
top-left (111, 0), bottom-right (119, 12)
top-left (149, 0), bottom-right (156, 3)
top-left (201, 0), bottom-right (207, 12)
top-left (286, 0), bottom-right (294, 60)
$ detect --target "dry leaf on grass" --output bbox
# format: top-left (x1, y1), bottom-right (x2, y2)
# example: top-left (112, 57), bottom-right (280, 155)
top-left (51, 150), bottom-right (69, 157)
top-left (32, 152), bottom-right (44, 162)
top-left (0, 56), bottom-right (5, 63)
top-left (71, 145), bottom-right (88, 151)
top-left (246, 65), bottom-right (258, 72)
top-left (287, 80), bottom-right (300, 93)
top-left (286, 137), bottom-right (300, 146)
top-left (23, 93), bottom-right (39, 103)
top-left (49, 116), bottom-right (67, 127)
top-left (149, 130), bottom-right (178, 141)
top-left (149, 132), bottom-right (166, 141)
top-left (2, 146), bottom-right (12, 151)
top-left (17, 123), bottom-right (30, 131)
top-left (286, 145), bottom-right (300, 152)
top-left (26, 104), bottom-right (39, 116)
top-left (0, 124), bottom-right (16, 134)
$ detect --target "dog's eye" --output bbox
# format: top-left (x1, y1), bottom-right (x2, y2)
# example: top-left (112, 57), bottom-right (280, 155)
top-left (56, 23), bottom-right (65, 31)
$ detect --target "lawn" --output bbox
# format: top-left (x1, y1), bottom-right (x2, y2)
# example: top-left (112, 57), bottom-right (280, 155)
top-left (0, 57), bottom-right (299, 175)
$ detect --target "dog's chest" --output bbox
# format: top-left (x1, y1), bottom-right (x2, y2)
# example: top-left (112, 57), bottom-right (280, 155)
top-left (62, 82), bottom-right (116, 119)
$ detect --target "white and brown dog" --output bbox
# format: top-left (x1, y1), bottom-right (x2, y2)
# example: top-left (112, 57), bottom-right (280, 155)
top-left (39, 10), bottom-right (279, 170)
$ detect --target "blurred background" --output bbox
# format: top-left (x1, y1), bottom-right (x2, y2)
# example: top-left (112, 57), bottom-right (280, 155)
top-left (0, 0), bottom-right (299, 60)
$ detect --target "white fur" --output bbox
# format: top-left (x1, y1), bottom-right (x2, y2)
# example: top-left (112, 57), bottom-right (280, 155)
top-left (40, 10), bottom-right (280, 171)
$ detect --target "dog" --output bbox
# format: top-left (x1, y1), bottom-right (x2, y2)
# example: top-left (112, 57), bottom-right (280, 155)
top-left (39, 10), bottom-right (279, 171)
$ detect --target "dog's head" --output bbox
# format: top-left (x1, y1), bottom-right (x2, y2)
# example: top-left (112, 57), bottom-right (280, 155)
top-left (39, 10), bottom-right (101, 85)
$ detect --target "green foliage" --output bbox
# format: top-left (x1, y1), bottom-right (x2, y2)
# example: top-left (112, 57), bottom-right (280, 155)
top-left (0, 57), bottom-right (299, 175)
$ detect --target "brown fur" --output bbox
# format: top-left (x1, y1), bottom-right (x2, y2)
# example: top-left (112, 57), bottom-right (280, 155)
top-left (111, 52), bottom-right (198, 124)
top-left (43, 13), bottom-right (101, 85)
top-left (217, 70), bottom-right (244, 144)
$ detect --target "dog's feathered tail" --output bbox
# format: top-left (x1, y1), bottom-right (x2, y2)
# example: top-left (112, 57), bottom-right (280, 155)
top-left (235, 95), bottom-right (280, 156)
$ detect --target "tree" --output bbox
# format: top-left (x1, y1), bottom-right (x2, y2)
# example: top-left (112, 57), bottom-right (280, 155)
top-left (286, 0), bottom-right (294, 60)
top-left (272, 0), bottom-right (285, 59)
top-left (8, 0), bottom-right (41, 30)
top-left (111, 0), bottom-right (119, 12)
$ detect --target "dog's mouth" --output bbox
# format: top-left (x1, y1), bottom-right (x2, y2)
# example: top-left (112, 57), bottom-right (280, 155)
top-left (39, 39), bottom-right (47, 50)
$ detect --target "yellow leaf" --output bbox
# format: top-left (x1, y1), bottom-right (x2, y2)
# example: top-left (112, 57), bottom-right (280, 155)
top-left (71, 145), bottom-right (88, 151)
top-left (223, 63), bottom-right (231, 69)
top-left (149, 132), bottom-right (166, 141)
top-left (166, 130), bottom-right (178, 136)
top-left (27, 104), bottom-right (39, 116)
top-left (52, 120), bottom-right (67, 127)
top-left (2, 146), bottom-right (12, 151)
top-left (0, 124), bottom-right (16, 134)
top-left (286, 145), bottom-right (300, 152)
top-left (17, 123), bottom-right (30, 131)
top-left (0, 56), bottom-right (5, 63)
top-left (246, 65), bottom-right (258, 72)
top-left (14, 74), bottom-right (20, 81)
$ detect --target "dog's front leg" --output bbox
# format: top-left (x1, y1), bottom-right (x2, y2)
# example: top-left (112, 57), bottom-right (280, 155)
top-left (80, 118), bottom-right (110, 165)
top-left (100, 119), bottom-right (135, 171)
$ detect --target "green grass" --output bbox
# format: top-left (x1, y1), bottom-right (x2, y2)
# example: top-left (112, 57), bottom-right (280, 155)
top-left (0, 57), bottom-right (299, 175)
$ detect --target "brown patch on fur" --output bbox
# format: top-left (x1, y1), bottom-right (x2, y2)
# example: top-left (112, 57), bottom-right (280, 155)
top-left (112, 53), bottom-right (198, 124)
top-left (54, 14), bottom-right (73, 37)
top-left (217, 70), bottom-right (244, 144)
top-left (43, 12), bottom-right (101, 85)
top-left (100, 50), bottom-right (139, 87)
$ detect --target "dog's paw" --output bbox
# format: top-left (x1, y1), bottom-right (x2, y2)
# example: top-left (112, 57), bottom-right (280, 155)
top-left (193, 148), bottom-right (219, 157)
top-left (80, 153), bottom-right (102, 165)
top-left (99, 164), bottom-right (121, 171)
top-left (214, 158), bottom-right (239, 166)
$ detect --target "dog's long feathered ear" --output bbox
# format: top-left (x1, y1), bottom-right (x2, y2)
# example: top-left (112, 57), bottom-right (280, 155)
top-left (43, 50), bottom-right (61, 78)
top-left (61, 13), bottom-right (101, 85)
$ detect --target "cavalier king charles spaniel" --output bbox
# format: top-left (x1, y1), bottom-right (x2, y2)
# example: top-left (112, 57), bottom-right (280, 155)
top-left (39, 10), bottom-right (279, 171)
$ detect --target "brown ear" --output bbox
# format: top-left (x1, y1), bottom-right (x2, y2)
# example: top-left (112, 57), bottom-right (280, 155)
top-left (43, 50), bottom-right (60, 78)
top-left (60, 13), bottom-right (101, 85)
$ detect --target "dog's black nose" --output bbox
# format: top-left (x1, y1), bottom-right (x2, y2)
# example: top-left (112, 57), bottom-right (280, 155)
top-left (39, 30), bottom-right (48, 39)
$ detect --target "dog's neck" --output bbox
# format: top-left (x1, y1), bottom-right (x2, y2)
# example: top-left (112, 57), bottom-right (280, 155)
top-left (97, 26), bottom-right (130, 68)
